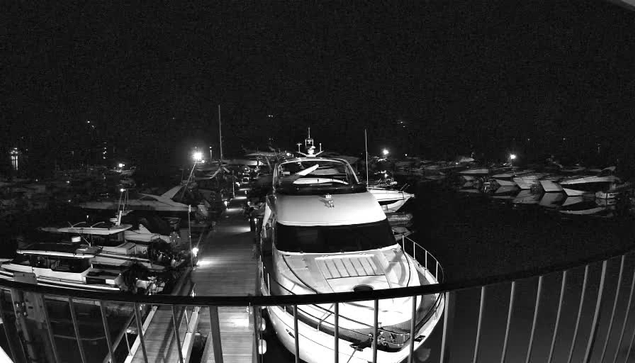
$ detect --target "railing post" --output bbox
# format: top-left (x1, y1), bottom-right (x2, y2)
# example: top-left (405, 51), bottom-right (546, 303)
top-left (599, 255), bottom-right (624, 363)
top-left (0, 291), bottom-right (18, 362)
top-left (548, 270), bottom-right (568, 363)
top-left (612, 268), bottom-right (635, 363)
top-left (134, 302), bottom-right (148, 363)
top-left (472, 286), bottom-right (486, 363)
top-left (171, 305), bottom-right (185, 363)
top-left (500, 281), bottom-right (516, 363)
top-left (99, 301), bottom-right (115, 363)
top-left (293, 305), bottom-right (300, 363)
top-left (334, 303), bottom-right (339, 363)
top-left (373, 299), bottom-right (379, 363)
top-left (439, 291), bottom-right (454, 363)
top-left (408, 295), bottom-right (418, 363)
top-left (567, 265), bottom-right (590, 363)
top-left (583, 260), bottom-right (608, 363)
top-left (209, 305), bottom-right (224, 363)
top-left (39, 293), bottom-right (60, 363)
top-left (68, 297), bottom-right (88, 363)
top-left (525, 276), bottom-right (544, 363)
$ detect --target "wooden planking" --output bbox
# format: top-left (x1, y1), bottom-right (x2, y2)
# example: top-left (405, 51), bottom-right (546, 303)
top-left (194, 199), bottom-right (258, 362)
top-left (129, 198), bottom-right (257, 363)
top-left (198, 306), bottom-right (254, 363)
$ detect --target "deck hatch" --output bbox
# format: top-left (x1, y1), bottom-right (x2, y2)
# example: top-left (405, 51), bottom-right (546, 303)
top-left (316, 256), bottom-right (382, 279)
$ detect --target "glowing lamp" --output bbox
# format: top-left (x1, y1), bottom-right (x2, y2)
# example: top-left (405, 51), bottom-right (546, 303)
top-left (509, 154), bottom-right (517, 160)
top-left (382, 149), bottom-right (389, 156)
top-left (192, 151), bottom-right (203, 162)
top-left (118, 163), bottom-right (125, 168)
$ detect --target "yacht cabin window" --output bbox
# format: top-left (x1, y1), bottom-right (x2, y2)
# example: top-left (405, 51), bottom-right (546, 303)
top-left (275, 220), bottom-right (395, 253)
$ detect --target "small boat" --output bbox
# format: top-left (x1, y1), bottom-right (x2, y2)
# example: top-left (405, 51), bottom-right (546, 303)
top-left (512, 173), bottom-right (548, 190)
top-left (368, 187), bottom-right (415, 213)
top-left (559, 173), bottom-right (621, 197)
top-left (79, 185), bottom-right (211, 222)
top-left (0, 243), bottom-right (167, 294)
top-left (458, 167), bottom-right (490, 181)
top-left (38, 218), bottom-right (189, 271)
top-left (538, 175), bottom-right (564, 193)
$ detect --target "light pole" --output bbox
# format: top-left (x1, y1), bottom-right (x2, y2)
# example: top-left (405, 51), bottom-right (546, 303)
top-left (509, 153), bottom-right (517, 168)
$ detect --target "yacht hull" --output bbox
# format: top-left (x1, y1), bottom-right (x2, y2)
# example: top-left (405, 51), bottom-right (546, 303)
top-left (262, 268), bottom-right (443, 363)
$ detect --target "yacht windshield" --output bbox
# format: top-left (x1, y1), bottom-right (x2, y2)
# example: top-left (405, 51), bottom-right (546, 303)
top-left (275, 220), bottom-right (396, 253)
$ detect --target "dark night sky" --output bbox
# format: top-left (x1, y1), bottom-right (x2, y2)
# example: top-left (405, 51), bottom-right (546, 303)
top-left (2, 1), bottom-right (635, 168)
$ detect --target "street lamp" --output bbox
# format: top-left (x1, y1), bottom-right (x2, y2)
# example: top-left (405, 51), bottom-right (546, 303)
top-left (509, 153), bottom-right (517, 167)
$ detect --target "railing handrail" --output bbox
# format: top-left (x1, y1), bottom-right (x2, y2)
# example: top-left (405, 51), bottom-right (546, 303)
top-left (2, 243), bottom-right (633, 306)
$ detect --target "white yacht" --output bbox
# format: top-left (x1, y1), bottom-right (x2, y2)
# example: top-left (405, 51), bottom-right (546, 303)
top-left (258, 137), bottom-right (444, 363)
top-left (79, 185), bottom-right (210, 221)
top-left (38, 218), bottom-right (188, 270)
top-left (559, 168), bottom-right (620, 197)
top-left (0, 243), bottom-right (165, 294)
top-left (368, 187), bottom-right (415, 213)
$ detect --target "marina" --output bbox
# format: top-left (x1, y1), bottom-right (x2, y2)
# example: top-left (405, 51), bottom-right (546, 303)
top-left (5, 1), bottom-right (635, 361)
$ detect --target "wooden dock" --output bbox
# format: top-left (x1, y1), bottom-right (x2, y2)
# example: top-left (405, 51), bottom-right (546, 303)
top-left (129, 194), bottom-right (257, 363)
top-left (194, 194), bottom-right (257, 363)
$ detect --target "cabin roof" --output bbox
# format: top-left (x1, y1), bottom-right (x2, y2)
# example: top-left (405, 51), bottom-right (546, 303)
top-left (274, 192), bottom-right (386, 226)
top-left (17, 243), bottom-right (101, 258)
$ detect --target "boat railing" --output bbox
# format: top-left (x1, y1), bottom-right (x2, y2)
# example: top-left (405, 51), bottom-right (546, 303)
top-left (398, 233), bottom-right (445, 283)
top-left (1, 245), bottom-right (635, 363)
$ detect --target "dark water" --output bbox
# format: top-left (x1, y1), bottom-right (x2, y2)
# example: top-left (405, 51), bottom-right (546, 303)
top-left (413, 180), bottom-right (635, 283)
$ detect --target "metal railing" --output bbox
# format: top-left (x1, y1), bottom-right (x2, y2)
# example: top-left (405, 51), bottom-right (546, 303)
top-left (1, 243), bottom-right (635, 363)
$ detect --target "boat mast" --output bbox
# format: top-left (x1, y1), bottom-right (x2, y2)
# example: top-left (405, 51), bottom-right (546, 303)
top-left (218, 104), bottom-right (223, 163)
top-left (365, 129), bottom-right (369, 183)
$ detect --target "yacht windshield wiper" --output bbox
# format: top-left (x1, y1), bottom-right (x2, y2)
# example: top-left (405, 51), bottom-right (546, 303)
top-left (281, 164), bottom-right (320, 184)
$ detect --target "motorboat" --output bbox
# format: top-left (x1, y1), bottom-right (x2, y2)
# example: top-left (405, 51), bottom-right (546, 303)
top-left (491, 168), bottom-right (534, 188)
top-left (38, 219), bottom-right (188, 271)
top-left (595, 181), bottom-right (632, 199)
top-left (512, 172), bottom-right (548, 190)
top-left (458, 167), bottom-right (490, 181)
top-left (538, 175), bottom-right (564, 193)
top-left (559, 168), bottom-right (621, 197)
top-left (0, 242), bottom-right (167, 294)
top-left (257, 134), bottom-right (444, 363)
top-left (79, 185), bottom-right (211, 222)
top-left (368, 187), bottom-right (415, 213)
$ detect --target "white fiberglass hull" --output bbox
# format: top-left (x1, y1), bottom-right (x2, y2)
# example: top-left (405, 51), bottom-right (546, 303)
top-left (539, 179), bottom-right (563, 193)
top-left (263, 268), bottom-right (443, 363)
top-left (494, 179), bottom-right (516, 187)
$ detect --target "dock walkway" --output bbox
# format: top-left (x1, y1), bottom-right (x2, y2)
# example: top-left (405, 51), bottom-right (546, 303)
top-left (193, 194), bottom-right (257, 363)
top-left (129, 193), bottom-right (257, 363)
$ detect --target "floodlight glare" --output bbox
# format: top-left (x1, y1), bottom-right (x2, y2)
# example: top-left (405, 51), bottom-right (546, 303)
top-left (193, 151), bottom-right (203, 162)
